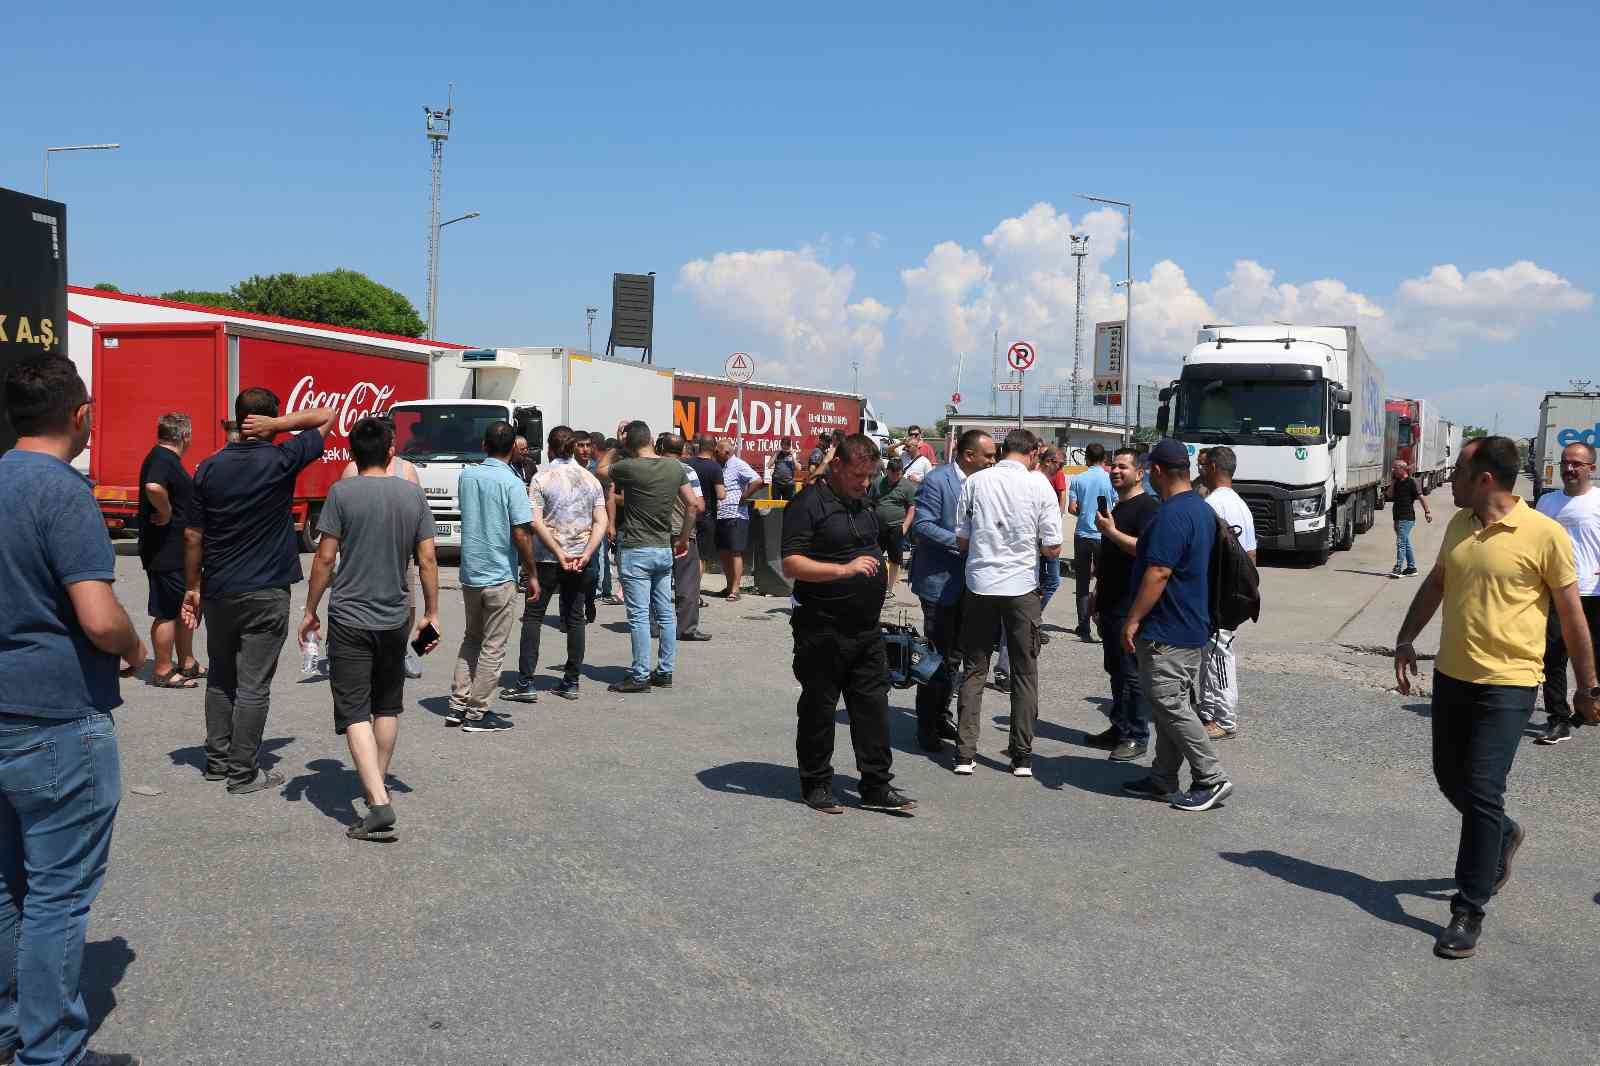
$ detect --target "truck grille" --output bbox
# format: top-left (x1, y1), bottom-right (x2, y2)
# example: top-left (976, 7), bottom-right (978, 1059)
top-left (1245, 496), bottom-right (1279, 538)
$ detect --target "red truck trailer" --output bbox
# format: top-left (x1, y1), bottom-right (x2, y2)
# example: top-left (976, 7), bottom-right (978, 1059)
top-left (672, 372), bottom-right (865, 471)
top-left (90, 319), bottom-right (430, 544)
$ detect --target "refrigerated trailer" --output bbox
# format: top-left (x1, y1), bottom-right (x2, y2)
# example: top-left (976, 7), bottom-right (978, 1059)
top-left (1534, 391), bottom-right (1600, 498)
top-left (1386, 397), bottom-right (1450, 491)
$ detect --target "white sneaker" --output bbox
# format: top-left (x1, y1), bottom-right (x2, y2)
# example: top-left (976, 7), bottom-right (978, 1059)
top-left (1012, 764), bottom-right (1034, 778)
top-left (953, 760), bottom-right (976, 775)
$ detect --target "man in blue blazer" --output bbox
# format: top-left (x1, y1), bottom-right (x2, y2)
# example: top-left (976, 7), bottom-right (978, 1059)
top-left (909, 429), bottom-right (997, 751)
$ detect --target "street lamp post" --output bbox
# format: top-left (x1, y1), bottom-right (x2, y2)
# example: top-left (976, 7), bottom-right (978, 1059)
top-left (1075, 193), bottom-right (1133, 443)
top-left (427, 211), bottom-right (480, 340)
top-left (586, 307), bottom-right (599, 352)
top-left (43, 144), bottom-right (121, 195)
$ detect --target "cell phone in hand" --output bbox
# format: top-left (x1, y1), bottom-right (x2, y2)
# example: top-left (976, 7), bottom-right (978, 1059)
top-left (411, 623), bottom-right (440, 656)
top-left (1097, 496), bottom-right (1110, 517)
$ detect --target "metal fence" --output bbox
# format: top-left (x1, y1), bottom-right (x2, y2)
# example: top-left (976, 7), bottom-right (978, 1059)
top-left (1032, 382), bottom-right (1162, 430)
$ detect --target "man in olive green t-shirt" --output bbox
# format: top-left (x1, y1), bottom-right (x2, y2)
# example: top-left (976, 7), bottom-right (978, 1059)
top-left (599, 421), bottom-right (700, 692)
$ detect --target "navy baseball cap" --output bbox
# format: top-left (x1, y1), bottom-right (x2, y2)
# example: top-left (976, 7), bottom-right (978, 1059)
top-left (1148, 437), bottom-right (1191, 469)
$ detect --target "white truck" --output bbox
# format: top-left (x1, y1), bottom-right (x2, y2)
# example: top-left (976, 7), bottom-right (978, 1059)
top-left (1533, 391), bottom-right (1600, 499)
top-left (387, 346), bottom-right (676, 547)
top-left (1157, 324), bottom-right (1386, 565)
top-left (1443, 420), bottom-right (1464, 481)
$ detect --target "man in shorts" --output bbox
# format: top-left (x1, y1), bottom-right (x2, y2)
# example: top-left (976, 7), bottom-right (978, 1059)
top-left (139, 412), bottom-right (204, 689)
top-left (300, 418), bottom-right (440, 840)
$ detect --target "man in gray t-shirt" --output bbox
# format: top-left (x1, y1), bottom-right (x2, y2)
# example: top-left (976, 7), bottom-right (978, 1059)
top-left (302, 418), bottom-right (440, 841)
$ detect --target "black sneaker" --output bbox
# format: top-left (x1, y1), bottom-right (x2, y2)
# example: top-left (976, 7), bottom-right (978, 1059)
top-left (555, 683), bottom-right (580, 701)
top-left (1084, 726), bottom-right (1121, 750)
top-left (1535, 717), bottom-right (1574, 745)
top-left (1121, 776), bottom-right (1173, 801)
top-left (444, 706), bottom-right (465, 726)
top-left (917, 733), bottom-right (944, 754)
top-left (585, 599), bottom-right (597, 624)
top-left (226, 769), bottom-right (284, 795)
top-left (80, 1053), bottom-right (143, 1066)
top-left (1493, 819), bottom-right (1525, 894)
top-left (803, 786), bottom-right (845, 814)
top-left (679, 630), bottom-right (714, 642)
top-left (860, 787), bottom-right (916, 813)
top-left (1170, 779), bottom-right (1234, 812)
top-left (1109, 739), bottom-right (1148, 762)
top-left (608, 677), bottom-right (652, 693)
top-left (499, 683), bottom-right (539, 704)
top-left (1389, 567), bottom-right (1404, 580)
top-left (1402, 567), bottom-right (1420, 577)
top-left (1039, 630), bottom-right (1052, 645)
top-left (460, 711), bottom-right (514, 732)
top-left (649, 671), bottom-right (673, 687)
top-left (202, 768), bottom-right (227, 782)
top-left (1434, 912), bottom-right (1482, 959)
top-left (992, 672), bottom-right (1011, 694)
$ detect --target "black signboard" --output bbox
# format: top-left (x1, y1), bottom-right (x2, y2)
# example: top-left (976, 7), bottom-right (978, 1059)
top-left (0, 187), bottom-right (68, 452)
top-left (607, 271), bottom-right (655, 363)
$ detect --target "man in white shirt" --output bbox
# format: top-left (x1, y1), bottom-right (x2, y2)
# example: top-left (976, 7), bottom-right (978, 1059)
top-left (713, 440), bottom-right (764, 601)
top-left (899, 440), bottom-right (933, 484)
top-left (1535, 440), bottom-right (1600, 745)
top-left (952, 428), bottom-right (1064, 777)
top-left (1198, 446), bottom-right (1256, 739)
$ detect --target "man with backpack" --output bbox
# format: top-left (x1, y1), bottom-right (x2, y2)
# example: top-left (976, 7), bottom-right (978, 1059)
top-left (1198, 446), bottom-right (1257, 740)
top-left (1119, 438), bottom-right (1234, 812)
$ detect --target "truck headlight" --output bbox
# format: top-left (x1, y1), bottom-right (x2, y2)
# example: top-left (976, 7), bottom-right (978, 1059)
top-left (1291, 497), bottom-right (1321, 517)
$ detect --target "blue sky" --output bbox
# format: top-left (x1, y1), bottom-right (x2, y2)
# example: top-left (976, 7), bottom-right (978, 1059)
top-left (9, 0), bottom-right (1596, 434)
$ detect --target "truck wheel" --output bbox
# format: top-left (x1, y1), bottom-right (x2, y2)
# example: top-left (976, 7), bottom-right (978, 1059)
top-left (1333, 503), bottom-right (1355, 552)
top-left (299, 507), bottom-right (321, 553)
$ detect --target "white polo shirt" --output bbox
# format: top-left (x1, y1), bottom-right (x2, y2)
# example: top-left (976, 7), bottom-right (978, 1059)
top-left (1205, 485), bottom-right (1258, 554)
top-left (956, 459), bottom-right (1065, 596)
top-left (1537, 486), bottom-right (1600, 596)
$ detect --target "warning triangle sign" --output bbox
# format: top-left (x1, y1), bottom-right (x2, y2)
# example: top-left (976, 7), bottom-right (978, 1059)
top-left (730, 353), bottom-right (749, 370)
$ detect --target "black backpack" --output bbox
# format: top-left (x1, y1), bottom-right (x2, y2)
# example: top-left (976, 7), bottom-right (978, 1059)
top-left (1209, 513), bottom-right (1261, 632)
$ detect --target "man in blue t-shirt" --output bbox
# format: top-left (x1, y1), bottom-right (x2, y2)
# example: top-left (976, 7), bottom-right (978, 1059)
top-left (1, 355), bottom-right (146, 1066)
top-left (1066, 443), bottom-right (1117, 640)
top-left (1118, 437), bottom-right (1233, 813)
top-left (186, 387), bottom-right (335, 793)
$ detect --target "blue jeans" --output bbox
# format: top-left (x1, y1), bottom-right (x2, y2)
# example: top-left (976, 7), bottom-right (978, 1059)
top-left (1038, 556), bottom-right (1062, 612)
top-left (1395, 519), bottom-right (1416, 570)
top-left (0, 712), bottom-right (121, 1066)
top-left (618, 546), bottom-right (677, 682)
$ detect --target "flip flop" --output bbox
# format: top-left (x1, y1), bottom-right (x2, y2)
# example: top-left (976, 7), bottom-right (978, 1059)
top-left (151, 669), bottom-right (199, 689)
top-left (179, 662), bottom-right (208, 680)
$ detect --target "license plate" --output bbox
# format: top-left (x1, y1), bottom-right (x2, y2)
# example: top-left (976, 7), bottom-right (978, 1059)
top-left (436, 523), bottom-right (454, 537)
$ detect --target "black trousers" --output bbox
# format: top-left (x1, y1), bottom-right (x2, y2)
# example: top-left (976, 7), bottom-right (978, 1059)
top-left (518, 561), bottom-right (593, 685)
top-left (1431, 671), bottom-right (1535, 917)
top-left (914, 596), bottom-right (961, 744)
top-left (203, 587), bottom-right (290, 786)
top-left (1073, 534), bottom-right (1098, 630)
top-left (1542, 595), bottom-right (1600, 720)
top-left (792, 621), bottom-right (893, 793)
top-left (673, 538), bottom-right (702, 636)
top-left (1099, 610), bottom-right (1148, 743)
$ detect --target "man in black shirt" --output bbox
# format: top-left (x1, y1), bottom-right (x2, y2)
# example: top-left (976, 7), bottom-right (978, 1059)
top-left (781, 433), bottom-right (914, 814)
top-left (184, 387), bottom-right (335, 793)
top-left (1388, 459), bottom-right (1432, 577)
top-left (1089, 446), bottom-right (1161, 761)
top-left (687, 435), bottom-right (726, 580)
top-left (139, 412), bottom-right (204, 688)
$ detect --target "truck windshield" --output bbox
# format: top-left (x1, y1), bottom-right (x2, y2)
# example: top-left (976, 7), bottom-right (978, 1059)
top-left (390, 404), bottom-right (507, 462)
top-left (1176, 379), bottom-right (1325, 443)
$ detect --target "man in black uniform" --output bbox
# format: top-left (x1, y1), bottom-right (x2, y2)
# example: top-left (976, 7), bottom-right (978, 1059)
top-left (781, 433), bottom-right (915, 814)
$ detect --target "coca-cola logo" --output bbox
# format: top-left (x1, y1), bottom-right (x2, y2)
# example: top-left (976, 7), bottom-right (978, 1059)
top-left (286, 375), bottom-right (398, 436)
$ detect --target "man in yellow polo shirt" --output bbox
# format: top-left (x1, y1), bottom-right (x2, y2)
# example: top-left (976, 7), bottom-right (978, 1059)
top-left (1393, 436), bottom-right (1599, 960)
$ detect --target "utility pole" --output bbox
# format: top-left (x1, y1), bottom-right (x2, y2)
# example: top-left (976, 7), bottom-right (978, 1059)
top-left (1069, 233), bottom-right (1089, 418)
top-left (1076, 193), bottom-right (1134, 443)
top-left (424, 86), bottom-right (453, 340)
top-left (586, 307), bottom-right (599, 352)
top-left (991, 329), bottom-right (999, 416)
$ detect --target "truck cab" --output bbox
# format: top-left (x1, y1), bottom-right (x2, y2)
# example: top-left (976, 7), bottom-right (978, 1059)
top-left (389, 398), bottom-right (543, 548)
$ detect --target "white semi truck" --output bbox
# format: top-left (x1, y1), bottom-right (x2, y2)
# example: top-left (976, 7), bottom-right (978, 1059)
top-left (387, 346), bottom-right (676, 547)
top-left (1533, 391), bottom-right (1600, 499)
top-left (1157, 324), bottom-right (1386, 565)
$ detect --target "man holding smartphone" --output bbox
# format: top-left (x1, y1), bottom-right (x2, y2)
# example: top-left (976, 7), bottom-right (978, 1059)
top-left (301, 418), bottom-right (440, 841)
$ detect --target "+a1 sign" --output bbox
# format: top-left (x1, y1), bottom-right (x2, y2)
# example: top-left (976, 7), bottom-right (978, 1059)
top-left (1006, 341), bottom-right (1036, 372)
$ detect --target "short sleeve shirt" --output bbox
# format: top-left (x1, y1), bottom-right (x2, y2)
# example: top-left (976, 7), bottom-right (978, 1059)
top-left (675, 461), bottom-right (702, 538)
top-left (686, 457), bottom-right (723, 512)
top-left (138, 445), bottom-right (194, 573)
top-left (1436, 500), bottom-right (1577, 686)
top-left (0, 450), bottom-right (122, 717)
top-left (610, 457), bottom-right (689, 550)
top-left (458, 457), bottom-right (534, 587)
top-left (781, 479), bottom-right (886, 632)
top-left (1204, 486), bottom-right (1258, 554)
top-left (190, 429), bottom-right (324, 598)
top-left (719, 456), bottom-right (759, 520)
top-left (528, 459), bottom-right (605, 562)
top-left (1130, 490), bottom-right (1216, 648)
top-left (1096, 492), bottom-right (1160, 615)
top-left (317, 475), bottom-right (436, 630)
top-left (1536, 488), bottom-right (1600, 597)
top-left (1392, 477), bottom-right (1422, 522)
top-left (1068, 466), bottom-right (1117, 540)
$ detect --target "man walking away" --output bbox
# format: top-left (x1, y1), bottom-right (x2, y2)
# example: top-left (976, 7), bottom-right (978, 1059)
top-left (448, 421), bottom-right (538, 732)
top-left (1389, 460), bottom-right (1432, 577)
top-left (870, 459), bottom-right (917, 597)
top-left (663, 434), bottom-right (711, 642)
top-left (1087, 446), bottom-right (1160, 761)
top-left (714, 440), bottom-right (764, 601)
top-left (300, 418), bottom-right (440, 840)
top-left (1, 355), bottom-right (146, 1066)
top-left (603, 422), bottom-right (698, 692)
top-left (1198, 446), bottom-right (1257, 740)
top-left (687, 436), bottom-right (726, 580)
top-left (184, 389), bottom-right (335, 793)
top-left (782, 434), bottom-right (913, 813)
top-left (771, 437), bottom-right (798, 501)
top-left (139, 412), bottom-right (204, 689)
top-left (1119, 438), bottom-right (1232, 813)
top-left (504, 426), bottom-right (606, 702)
top-left (1535, 441), bottom-right (1600, 745)
top-left (1394, 436), bottom-right (1599, 959)
top-left (909, 430), bottom-right (996, 752)
top-left (1067, 443), bottom-right (1117, 640)
top-left (952, 429), bottom-right (1064, 777)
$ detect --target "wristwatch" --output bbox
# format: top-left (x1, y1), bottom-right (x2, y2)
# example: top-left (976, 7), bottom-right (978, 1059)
top-left (1581, 686), bottom-right (1600, 700)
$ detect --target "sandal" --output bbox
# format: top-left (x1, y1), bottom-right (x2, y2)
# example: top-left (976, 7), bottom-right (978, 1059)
top-left (179, 661), bottom-right (208, 680)
top-left (152, 669), bottom-right (199, 689)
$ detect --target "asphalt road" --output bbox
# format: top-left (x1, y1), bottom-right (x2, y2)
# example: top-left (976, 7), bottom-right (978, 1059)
top-left (82, 523), bottom-right (1600, 1065)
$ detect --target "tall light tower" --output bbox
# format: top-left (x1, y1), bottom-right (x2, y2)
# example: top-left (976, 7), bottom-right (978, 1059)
top-left (586, 307), bottom-right (599, 352)
top-left (1069, 233), bottom-right (1089, 417)
top-left (424, 86), bottom-right (453, 339)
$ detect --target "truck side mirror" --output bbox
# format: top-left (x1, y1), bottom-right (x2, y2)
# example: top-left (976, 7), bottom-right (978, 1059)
top-left (1331, 409), bottom-right (1352, 437)
top-left (1332, 388), bottom-right (1353, 405)
top-left (1158, 386), bottom-right (1172, 403)
top-left (1156, 405), bottom-right (1170, 435)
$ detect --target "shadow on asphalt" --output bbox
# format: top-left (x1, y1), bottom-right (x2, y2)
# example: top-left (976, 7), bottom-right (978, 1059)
top-left (1335, 568), bottom-right (1399, 579)
top-left (167, 737), bottom-right (293, 775)
top-left (282, 759), bottom-right (414, 827)
top-left (1401, 702), bottom-right (1432, 718)
top-left (84, 935), bottom-right (134, 1039)
top-left (1220, 850), bottom-right (1452, 938)
top-left (696, 761), bottom-right (803, 805)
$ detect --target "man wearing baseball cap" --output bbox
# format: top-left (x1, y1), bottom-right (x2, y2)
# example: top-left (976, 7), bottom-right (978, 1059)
top-left (1119, 437), bottom-right (1233, 812)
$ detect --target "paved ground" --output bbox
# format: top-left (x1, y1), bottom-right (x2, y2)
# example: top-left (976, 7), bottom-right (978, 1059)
top-left (83, 508), bottom-right (1600, 1065)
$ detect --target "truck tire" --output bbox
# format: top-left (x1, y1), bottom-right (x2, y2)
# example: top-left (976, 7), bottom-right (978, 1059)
top-left (1333, 502), bottom-right (1356, 552)
top-left (1354, 488), bottom-right (1375, 534)
top-left (299, 506), bottom-right (321, 554)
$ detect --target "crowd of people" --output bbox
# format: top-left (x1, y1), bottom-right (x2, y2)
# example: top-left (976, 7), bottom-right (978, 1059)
top-left (6, 353), bottom-right (1600, 1063)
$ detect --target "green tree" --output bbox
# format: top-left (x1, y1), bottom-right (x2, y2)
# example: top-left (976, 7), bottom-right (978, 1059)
top-left (91, 282), bottom-right (120, 292)
top-left (1462, 424), bottom-right (1489, 438)
top-left (161, 289), bottom-right (243, 309)
top-left (158, 270), bottom-right (425, 336)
